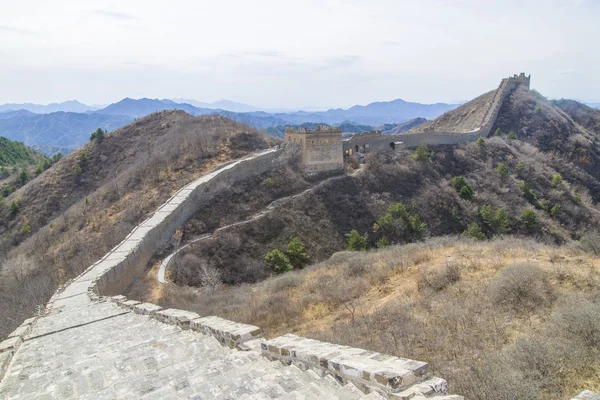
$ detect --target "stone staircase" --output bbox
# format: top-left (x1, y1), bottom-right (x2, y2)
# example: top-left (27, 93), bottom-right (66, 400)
top-left (0, 149), bottom-right (463, 399)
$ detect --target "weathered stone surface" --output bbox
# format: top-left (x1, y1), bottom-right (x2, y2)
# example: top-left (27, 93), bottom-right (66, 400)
top-left (120, 299), bottom-right (141, 310)
top-left (0, 351), bottom-right (12, 382)
top-left (190, 316), bottom-right (262, 349)
top-left (0, 337), bottom-right (21, 354)
top-left (109, 295), bottom-right (127, 303)
top-left (132, 302), bottom-right (162, 315)
top-left (153, 308), bottom-right (200, 328)
top-left (7, 325), bottom-right (29, 339)
top-left (262, 334), bottom-right (443, 394)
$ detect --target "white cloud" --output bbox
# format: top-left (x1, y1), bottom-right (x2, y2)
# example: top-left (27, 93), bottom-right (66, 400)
top-left (0, 0), bottom-right (598, 107)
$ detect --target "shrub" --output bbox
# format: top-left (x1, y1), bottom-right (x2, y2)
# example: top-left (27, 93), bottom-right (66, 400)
top-left (20, 224), bottom-right (30, 234)
top-left (477, 137), bottom-right (485, 147)
top-left (346, 229), bottom-right (367, 251)
top-left (376, 235), bottom-right (390, 248)
top-left (479, 205), bottom-right (495, 227)
top-left (572, 193), bottom-right (582, 205)
top-left (507, 131), bottom-right (518, 140)
top-left (377, 202), bottom-right (427, 243)
top-left (551, 173), bottom-right (563, 187)
top-left (264, 249), bottom-right (292, 274)
top-left (494, 209), bottom-right (509, 234)
top-left (520, 209), bottom-right (538, 231)
top-left (9, 199), bottom-right (19, 215)
top-left (263, 177), bottom-right (274, 187)
top-left (550, 203), bottom-right (561, 218)
top-left (495, 163), bottom-right (509, 181)
top-left (265, 272), bottom-right (304, 293)
top-left (35, 165), bottom-right (43, 175)
top-left (412, 145), bottom-right (433, 162)
top-left (490, 263), bottom-right (552, 312)
top-left (19, 169), bottom-right (29, 185)
top-left (90, 128), bottom-right (105, 143)
top-left (79, 152), bottom-right (88, 162)
top-left (73, 164), bottom-right (82, 177)
top-left (519, 181), bottom-right (537, 205)
top-left (463, 222), bottom-right (486, 241)
top-left (451, 176), bottom-right (474, 201)
top-left (539, 199), bottom-right (549, 212)
top-left (286, 237), bottom-right (309, 269)
top-left (494, 128), bottom-right (502, 136)
top-left (551, 295), bottom-right (600, 350)
top-left (419, 262), bottom-right (461, 292)
top-left (515, 161), bottom-right (525, 174)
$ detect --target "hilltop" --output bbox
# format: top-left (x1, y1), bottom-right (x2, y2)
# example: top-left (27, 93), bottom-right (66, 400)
top-left (0, 110), bottom-right (277, 339)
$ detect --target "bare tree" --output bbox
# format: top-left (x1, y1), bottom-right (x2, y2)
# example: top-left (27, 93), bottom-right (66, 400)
top-left (199, 263), bottom-right (221, 293)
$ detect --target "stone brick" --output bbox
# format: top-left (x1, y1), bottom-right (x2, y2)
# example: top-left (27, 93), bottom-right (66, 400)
top-left (133, 303), bottom-right (162, 315)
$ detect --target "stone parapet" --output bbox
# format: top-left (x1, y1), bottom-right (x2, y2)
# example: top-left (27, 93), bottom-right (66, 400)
top-left (261, 334), bottom-right (455, 398)
top-left (190, 316), bottom-right (262, 350)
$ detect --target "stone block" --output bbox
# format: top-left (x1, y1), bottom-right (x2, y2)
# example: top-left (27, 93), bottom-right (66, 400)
top-left (110, 295), bottom-right (127, 304)
top-left (121, 300), bottom-right (141, 310)
top-left (572, 391), bottom-right (600, 400)
top-left (262, 334), bottom-right (434, 393)
top-left (0, 337), bottom-right (22, 354)
top-left (153, 309), bottom-right (200, 328)
top-left (133, 303), bottom-right (163, 315)
top-left (190, 316), bottom-right (262, 349)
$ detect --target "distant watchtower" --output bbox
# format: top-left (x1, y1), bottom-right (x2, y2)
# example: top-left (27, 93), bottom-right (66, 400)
top-left (284, 126), bottom-right (343, 173)
top-left (514, 72), bottom-right (531, 89)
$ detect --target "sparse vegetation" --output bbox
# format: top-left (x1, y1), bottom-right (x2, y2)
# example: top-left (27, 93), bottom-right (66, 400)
top-left (451, 176), bottom-right (475, 201)
top-left (412, 144), bottom-right (433, 162)
top-left (151, 238), bottom-right (600, 400)
top-left (346, 229), bottom-right (367, 251)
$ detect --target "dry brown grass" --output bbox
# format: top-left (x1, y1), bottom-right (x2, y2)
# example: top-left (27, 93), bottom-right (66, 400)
top-left (0, 111), bottom-right (276, 339)
top-left (149, 237), bottom-right (600, 399)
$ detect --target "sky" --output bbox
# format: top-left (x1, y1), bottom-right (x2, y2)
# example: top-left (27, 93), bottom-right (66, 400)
top-left (0, 0), bottom-right (599, 109)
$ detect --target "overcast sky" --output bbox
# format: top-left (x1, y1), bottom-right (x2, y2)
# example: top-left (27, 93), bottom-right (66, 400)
top-left (1, 0), bottom-right (598, 109)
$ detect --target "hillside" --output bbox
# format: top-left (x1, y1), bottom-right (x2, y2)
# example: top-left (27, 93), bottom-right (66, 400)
top-left (0, 111), bottom-right (133, 153)
top-left (409, 90), bottom-right (496, 133)
top-left (120, 87), bottom-right (600, 399)
top-left (0, 111), bottom-right (277, 340)
top-left (0, 137), bottom-right (46, 167)
top-left (381, 117), bottom-right (428, 134)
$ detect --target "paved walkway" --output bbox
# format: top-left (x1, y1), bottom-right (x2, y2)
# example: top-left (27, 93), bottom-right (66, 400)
top-left (0, 286), bottom-right (365, 399)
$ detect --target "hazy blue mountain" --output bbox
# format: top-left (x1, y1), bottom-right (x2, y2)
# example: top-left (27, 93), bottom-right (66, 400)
top-left (96, 98), bottom-right (206, 118)
top-left (0, 110), bottom-right (37, 119)
top-left (380, 117), bottom-right (428, 134)
top-left (0, 100), bottom-right (97, 114)
top-left (0, 112), bottom-right (133, 154)
top-left (0, 97), bottom-right (458, 154)
top-left (588, 103), bottom-right (600, 109)
top-left (172, 98), bottom-right (259, 112)
top-left (265, 122), bottom-right (374, 138)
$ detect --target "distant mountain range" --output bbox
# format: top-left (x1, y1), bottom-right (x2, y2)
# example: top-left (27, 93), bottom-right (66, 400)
top-left (588, 103), bottom-right (600, 109)
top-left (0, 97), bottom-right (459, 155)
top-left (0, 100), bottom-right (98, 114)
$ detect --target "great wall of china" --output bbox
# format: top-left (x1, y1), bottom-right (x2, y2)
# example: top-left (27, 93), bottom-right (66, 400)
top-left (0, 72), bottom-right (595, 399)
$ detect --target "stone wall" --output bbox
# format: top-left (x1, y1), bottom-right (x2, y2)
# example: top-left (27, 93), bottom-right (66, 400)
top-left (91, 148), bottom-right (283, 296)
top-left (395, 74), bottom-right (522, 148)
